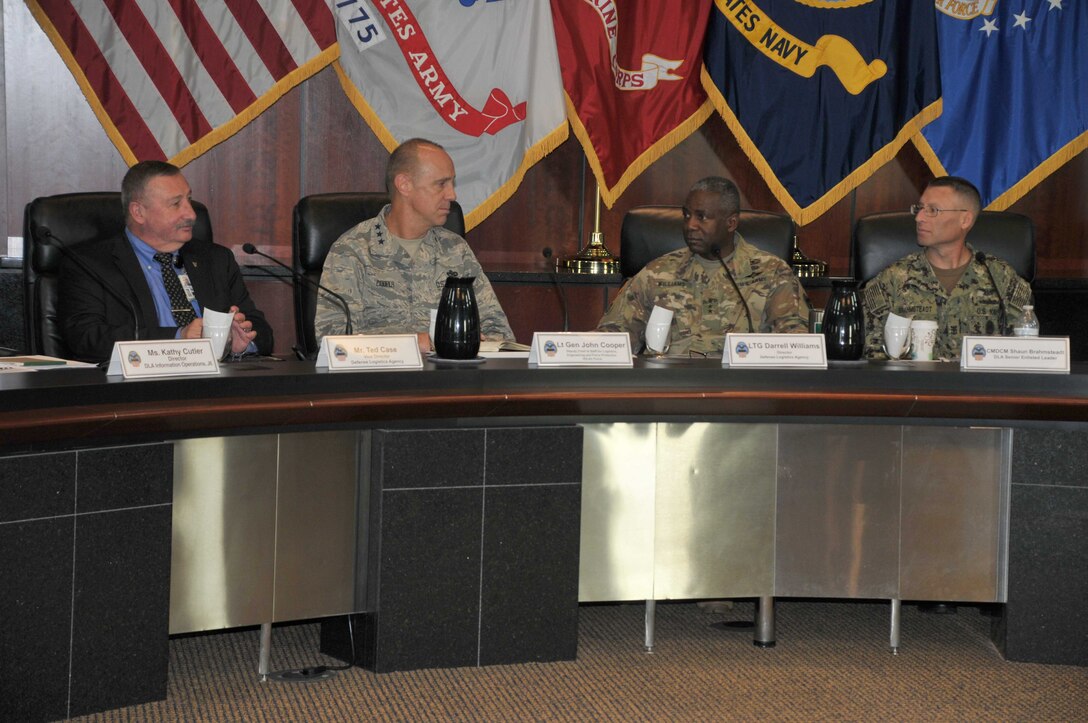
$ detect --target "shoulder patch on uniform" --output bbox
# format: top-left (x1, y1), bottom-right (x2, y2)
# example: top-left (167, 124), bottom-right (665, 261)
top-left (1006, 277), bottom-right (1032, 308)
top-left (863, 283), bottom-right (889, 314)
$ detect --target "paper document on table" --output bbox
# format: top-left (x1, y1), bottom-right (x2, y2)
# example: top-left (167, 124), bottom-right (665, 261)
top-left (479, 340), bottom-right (532, 352)
top-left (0, 355), bottom-right (95, 371)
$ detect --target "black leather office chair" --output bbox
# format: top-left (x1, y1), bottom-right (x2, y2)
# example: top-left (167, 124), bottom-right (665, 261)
top-left (22, 192), bottom-right (213, 357)
top-left (852, 211), bottom-right (1035, 284)
top-left (619, 206), bottom-right (795, 278)
top-left (291, 193), bottom-right (465, 357)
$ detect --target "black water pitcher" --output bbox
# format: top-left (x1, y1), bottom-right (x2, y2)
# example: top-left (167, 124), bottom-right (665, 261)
top-left (434, 273), bottom-right (480, 359)
top-left (823, 280), bottom-right (864, 360)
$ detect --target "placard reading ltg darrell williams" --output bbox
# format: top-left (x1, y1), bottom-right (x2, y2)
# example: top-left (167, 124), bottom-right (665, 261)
top-left (722, 333), bottom-right (827, 368)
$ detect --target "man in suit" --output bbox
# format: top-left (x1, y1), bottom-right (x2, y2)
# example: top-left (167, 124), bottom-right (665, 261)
top-left (58, 161), bottom-right (273, 362)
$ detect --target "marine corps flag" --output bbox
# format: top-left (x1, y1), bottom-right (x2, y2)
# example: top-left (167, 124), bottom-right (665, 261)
top-left (334, 0), bottom-right (568, 230)
top-left (551, 0), bottom-right (714, 207)
top-left (703, 0), bottom-right (942, 225)
top-left (916, 0), bottom-right (1088, 210)
top-left (27, 0), bottom-right (337, 166)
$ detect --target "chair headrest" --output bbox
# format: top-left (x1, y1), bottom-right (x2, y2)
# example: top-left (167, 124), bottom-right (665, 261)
top-left (853, 211), bottom-right (1035, 283)
top-left (619, 206), bottom-right (795, 278)
top-left (292, 193), bottom-right (466, 273)
top-left (24, 192), bottom-right (214, 274)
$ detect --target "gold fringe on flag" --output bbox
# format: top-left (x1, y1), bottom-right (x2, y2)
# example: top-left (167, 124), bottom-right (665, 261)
top-left (913, 128), bottom-right (1088, 212)
top-left (567, 93), bottom-right (714, 209)
top-left (702, 65), bottom-right (942, 226)
top-left (27, 1), bottom-right (338, 169)
top-left (334, 60), bottom-right (569, 231)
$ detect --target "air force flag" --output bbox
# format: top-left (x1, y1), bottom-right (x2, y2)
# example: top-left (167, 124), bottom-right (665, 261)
top-left (917, 0), bottom-right (1088, 210)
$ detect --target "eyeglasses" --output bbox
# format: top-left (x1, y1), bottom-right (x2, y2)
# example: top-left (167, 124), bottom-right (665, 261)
top-left (910, 204), bottom-right (969, 218)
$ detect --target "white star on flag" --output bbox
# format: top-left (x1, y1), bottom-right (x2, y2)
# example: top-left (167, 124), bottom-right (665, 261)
top-left (1013, 11), bottom-right (1032, 29)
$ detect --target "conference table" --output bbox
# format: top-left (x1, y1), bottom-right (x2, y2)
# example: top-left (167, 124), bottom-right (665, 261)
top-left (3, 357), bottom-right (1086, 720)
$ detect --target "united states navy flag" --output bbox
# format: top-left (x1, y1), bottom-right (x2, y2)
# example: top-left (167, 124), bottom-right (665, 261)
top-left (703, 0), bottom-right (941, 225)
top-left (916, 1), bottom-right (1088, 210)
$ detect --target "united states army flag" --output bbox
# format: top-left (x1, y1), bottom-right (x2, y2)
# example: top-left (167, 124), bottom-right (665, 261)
top-left (334, 0), bottom-right (568, 230)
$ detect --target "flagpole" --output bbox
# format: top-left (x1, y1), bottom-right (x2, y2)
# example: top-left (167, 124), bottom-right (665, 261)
top-left (558, 183), bottom-right (619, 274)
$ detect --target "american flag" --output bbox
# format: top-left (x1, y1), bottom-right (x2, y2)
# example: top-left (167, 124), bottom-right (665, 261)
top-left (27, 0), bottom-right (337, 165)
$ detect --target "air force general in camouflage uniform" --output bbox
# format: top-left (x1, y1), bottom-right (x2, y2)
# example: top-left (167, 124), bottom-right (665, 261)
top-left (597, 177), bottom-right (809, 356)
top-left (862, 176), bottom-right (1032, 361)
top-left (314, 139), bottom-right (513, 343)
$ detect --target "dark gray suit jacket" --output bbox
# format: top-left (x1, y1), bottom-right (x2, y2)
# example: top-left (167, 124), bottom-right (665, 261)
top-left (58, 233), bottom-right (273, 362)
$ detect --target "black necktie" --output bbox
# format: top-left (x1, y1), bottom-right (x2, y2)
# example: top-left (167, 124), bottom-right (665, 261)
top-left (154, 253), bottom-right (197, 327)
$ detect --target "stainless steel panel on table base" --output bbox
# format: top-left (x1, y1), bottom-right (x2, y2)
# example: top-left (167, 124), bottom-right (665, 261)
top-left (579, 422), bottom-right (1009, 652)
top-left (169, 431), bottom-right (360, 636)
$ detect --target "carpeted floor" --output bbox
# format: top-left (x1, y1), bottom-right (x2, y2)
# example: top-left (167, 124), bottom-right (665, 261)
top-left (72, 601), bottom-right (1088, 721)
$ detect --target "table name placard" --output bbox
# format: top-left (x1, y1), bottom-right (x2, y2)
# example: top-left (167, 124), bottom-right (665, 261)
top-left (317, 334), bottom-right (423, 370)
top-left (107, 339), bottom-right (220, 378)
top-left (722, 333), bottom-right (828, 369)
top-left (528, 332), bottom-right (633, 367)
top-left (960, 336), bottom-right (1070, 373)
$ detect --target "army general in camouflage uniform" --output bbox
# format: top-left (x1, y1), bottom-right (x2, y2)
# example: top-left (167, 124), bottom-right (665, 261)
top-left (862, 176), bottom-right (1032, 361)
top-left (315, 139), bottom-right (513, 345)
top-left (597, 177), bottom-right (809, 356)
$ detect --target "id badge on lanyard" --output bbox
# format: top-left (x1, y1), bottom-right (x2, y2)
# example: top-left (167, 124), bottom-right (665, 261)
top-left (178, 271), bottom-right (197, 303)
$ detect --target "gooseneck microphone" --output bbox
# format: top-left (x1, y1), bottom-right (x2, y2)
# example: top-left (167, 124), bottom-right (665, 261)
top-left (241, 243), bottom-right (353, 336)
top-left (975, 251), bottom-right (1008, 335)
top-left (36, 225), bottom-right (142, 340)
top-left (711, 243), bottom-right (755, 333)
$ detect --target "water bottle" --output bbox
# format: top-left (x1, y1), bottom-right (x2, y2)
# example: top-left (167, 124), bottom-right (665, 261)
top-left (1012, 305), bottom-right (1039, 337)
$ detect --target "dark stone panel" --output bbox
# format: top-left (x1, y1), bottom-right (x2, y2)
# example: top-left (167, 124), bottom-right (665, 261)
top-left (1012, 428), bottom-right (1088, 489)
top-left (76, 444), bottom-right (173, 513)
top-left (0, 268), bottom-right (24, 353)
top-left (1001, 484), bottom-right (1088, 665)
top-left (1033, 287), bottom-right (1088, 362)
top-left (0, 518), bottom-right (73, 723)
top-left (371, 488), bottom-right (482, 672)
top-left (485, 426), bottom-right (583, 487)
top-left (374, 429), bottom-right (485, 490)
top-left (0, 451), bottom-right (75, 522)
top-left (68, 505), bottom-right (172, 717)
top-left (479, 484), bottom-right (581, 666)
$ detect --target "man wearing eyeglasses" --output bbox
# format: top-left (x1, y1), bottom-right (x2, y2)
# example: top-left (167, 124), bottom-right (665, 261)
top-left (861, 176), bottom-right (1032, 360)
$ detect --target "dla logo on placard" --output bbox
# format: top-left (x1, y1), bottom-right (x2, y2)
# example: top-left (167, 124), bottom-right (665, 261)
top-left (127, 350), bottom-right (142, 368)
top-left (735, 341), bottom-right (749, 358)
top-left (972, 343), bottom-right (987, 361)
top-left (334, 344), bottom-right (349, 361)
top-left (544, 340), bottom-right (558, 357)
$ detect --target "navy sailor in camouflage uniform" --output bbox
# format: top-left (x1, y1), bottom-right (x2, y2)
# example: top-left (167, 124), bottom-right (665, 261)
top-left (315, 138), bottom-right (513, 348)
top-left (597, 177), bottom-right (810, 356)
top-left (862, 176), bottom-right (1032, 361)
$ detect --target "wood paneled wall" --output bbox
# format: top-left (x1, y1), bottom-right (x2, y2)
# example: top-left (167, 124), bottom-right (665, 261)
top-left (4, 3), bottom-right (1085, 355)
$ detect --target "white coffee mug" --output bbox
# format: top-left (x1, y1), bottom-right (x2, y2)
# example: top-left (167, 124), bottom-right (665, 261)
top-left (645, 306), bottom-right (674, 356)
top-left (883, 325), bottom-right (912, 360)
top-left (909, 319), bottom-right (938, 361)
top-left (204, 326), bottom-right (231, 360)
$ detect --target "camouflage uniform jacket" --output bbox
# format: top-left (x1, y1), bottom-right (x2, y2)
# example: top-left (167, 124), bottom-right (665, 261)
top-left (596, 234), bottom-right (810, 355)
top-left (315, 206), bottom-right (514, 340)
top-left (862, 244), bottom-right (1033, 360)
